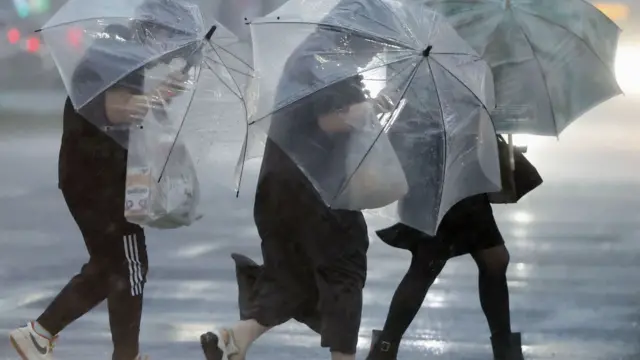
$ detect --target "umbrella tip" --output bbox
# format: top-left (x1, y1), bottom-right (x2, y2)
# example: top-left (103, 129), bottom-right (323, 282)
top-left (205, 25), bottom-right (217, 40)
top-left (422, 46), bottom-right (433, 57)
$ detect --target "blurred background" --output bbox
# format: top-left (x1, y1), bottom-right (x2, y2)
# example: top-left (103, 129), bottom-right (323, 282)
top-left (1, 1), bottom-right (639, 359)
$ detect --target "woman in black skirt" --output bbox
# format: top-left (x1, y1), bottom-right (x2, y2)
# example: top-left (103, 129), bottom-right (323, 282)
top-left (365, 123), bottom-right (536, 360)
top-left (199, 11), bottom-right (389, 360)
top-left (360, 47), bottom-right (535, 357)
top-left (367, 194), bottom-right (524, 360)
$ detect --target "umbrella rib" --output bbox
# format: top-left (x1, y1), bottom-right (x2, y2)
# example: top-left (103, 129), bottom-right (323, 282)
top-left (306, 48), bottom-right (412, 61)
top-left (38, 16), bottom-right (196, 33)
top-left (513, 8), bottom-right (619, 76)
top-left (248, 54), bottom-right (417, 126)
top-left (425, 0), bottom-right (501, 8)
top-left (425, 58), bottom-right (446, 219)
top-left (251, 21), bottom-right (415, 51)
top-left (201, 57), bottom-right (244, 101)
top-left (372, 0), bottom-right (421, 46)
top-left (200, 46), bottom-right (251, 194)
top-left (433, 52), bottom-right (478, 56)
top-left (518, 0), bottom-right (620, 29)
top-left (428, 56), bottom-right (491, 115)
top-left (209, 42), bottom-right (254, 74)
top-left (157, 66), bottom-right (204, 182)
top-left (508, 15), bottom-right (559, 133)
top-left (203, 55), bottom-right (253, 77)
top-left (74, 39), bottom-right (202, 110)
top-left (348, 11), bottom-right (404, 42)
top-left (204, 41), bottom-right (248, 101)
top-left (383, 60), bottom-right (420, 89)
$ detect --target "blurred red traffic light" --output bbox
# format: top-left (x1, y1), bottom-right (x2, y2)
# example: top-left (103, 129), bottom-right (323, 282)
top-left (7, 28), bottom-right (20, 44)
top-left (26, 36), bottom-right (40, 52)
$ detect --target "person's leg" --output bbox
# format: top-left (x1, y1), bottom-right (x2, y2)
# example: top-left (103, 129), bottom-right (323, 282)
top-left (35, 259), bottom-right (110, 335)
top-left (36, 190), bottom-right (112, 336)
top-left (201, 319), bottom-right (271, 360)
top-left (471, 244), bottom-right (523, 360)
top-left (314, 249), bottom-right (366, 360)
top-left (382, 248), bottom-right (447, 340)
top-left (202, 195), bottom-right (307, 360)
top-left (107, 229), bottom-right (148, 360)
top-left (368, 243), bottom-right (447, 360)
top-left (471, 245), bottom-right (512, 337)
top-left (10, 190), bottom-right (112, 359)
top-left (294, 208), bottom-right (369, 360)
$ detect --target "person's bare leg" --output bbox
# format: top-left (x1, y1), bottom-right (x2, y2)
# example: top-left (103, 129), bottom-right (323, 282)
top-left (201, 319), bottom-right (270, 360)
top-left (226, 320), bottom-right (270, 360)
top-left (331, 351), bottom-right (355, 360)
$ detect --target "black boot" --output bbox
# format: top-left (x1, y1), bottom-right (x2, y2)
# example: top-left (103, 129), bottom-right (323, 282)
top-left (491, 332), bottom-right (524, 360)
top-left (366, 329), bottom-right (399, 360)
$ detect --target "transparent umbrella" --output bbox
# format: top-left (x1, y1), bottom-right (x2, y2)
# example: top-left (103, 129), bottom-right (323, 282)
top-left (241, 0), bottom-right (501, 235)
top-left (424, 0), bottom-right (623, 137)
top-left (37, 0), bottom-right (253, 155)
top-left (38, 0), bottom-right (254, 226)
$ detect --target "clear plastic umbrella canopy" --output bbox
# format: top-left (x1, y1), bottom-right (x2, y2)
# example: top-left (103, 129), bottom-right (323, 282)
top-left (424, 0), bottom-right (623, 136)
top-left (244, 0), bottom-right (501, 235)
top-left (38, 0), bottom-right (253, 151)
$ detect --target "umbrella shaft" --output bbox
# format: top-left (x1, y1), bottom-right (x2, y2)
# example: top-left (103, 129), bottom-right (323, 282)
top-left (507, 134), bottom-right (515, 170)
top-left (504, 0), bottom-right (510, 9)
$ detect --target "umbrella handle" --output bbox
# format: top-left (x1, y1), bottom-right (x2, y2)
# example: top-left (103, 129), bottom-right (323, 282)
top-left (507, 134), bottom-right (515, 170)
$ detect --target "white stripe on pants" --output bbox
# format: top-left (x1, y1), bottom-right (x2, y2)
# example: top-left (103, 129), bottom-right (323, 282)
top-left (123, 235), bottom-right (144, 296)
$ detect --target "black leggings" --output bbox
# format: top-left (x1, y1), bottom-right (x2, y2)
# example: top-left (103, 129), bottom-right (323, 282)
top-left (380, 243), bottom-right (512, 342)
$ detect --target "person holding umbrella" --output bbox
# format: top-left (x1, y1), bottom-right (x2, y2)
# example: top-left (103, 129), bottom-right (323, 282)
top-left (7, 1), bottom-right (201, 358)
top-left (366, 197), bottom-right (532, 360)
top-left (201, 0), bottom-right (509, 359)
top-left (200, 43), bottom-right (373, 360)
top-left (197, 2), bottom-right (405, 359)
top-left (363, 35), bottom-right (538, 360)
top-left (365, 0), bottom-right (622, 358)
top-left (364, 68), bottom-right (537, 360)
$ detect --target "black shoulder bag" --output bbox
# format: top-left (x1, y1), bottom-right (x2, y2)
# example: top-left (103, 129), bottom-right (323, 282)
top-left (488, 134), bottom-right (543, 204)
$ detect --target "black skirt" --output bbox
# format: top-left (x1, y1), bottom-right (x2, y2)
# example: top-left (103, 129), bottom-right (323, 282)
top-left (236, 141), bottom-right (369, 354)
top-left (376, 193), bottom-right (504, 258)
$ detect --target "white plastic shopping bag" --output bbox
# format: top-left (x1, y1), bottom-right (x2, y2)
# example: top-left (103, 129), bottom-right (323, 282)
top-left (125, 121), bottom-right (201, 229)
top-left (334, 101), bottom-right (409, 210)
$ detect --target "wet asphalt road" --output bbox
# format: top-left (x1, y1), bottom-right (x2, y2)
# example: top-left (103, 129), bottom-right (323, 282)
top-left (0, 91), bottom-right (639, 360)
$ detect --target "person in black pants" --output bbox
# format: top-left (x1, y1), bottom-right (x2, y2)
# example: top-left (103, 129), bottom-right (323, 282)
top-left (8, 11), bottom-right (194, 360)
